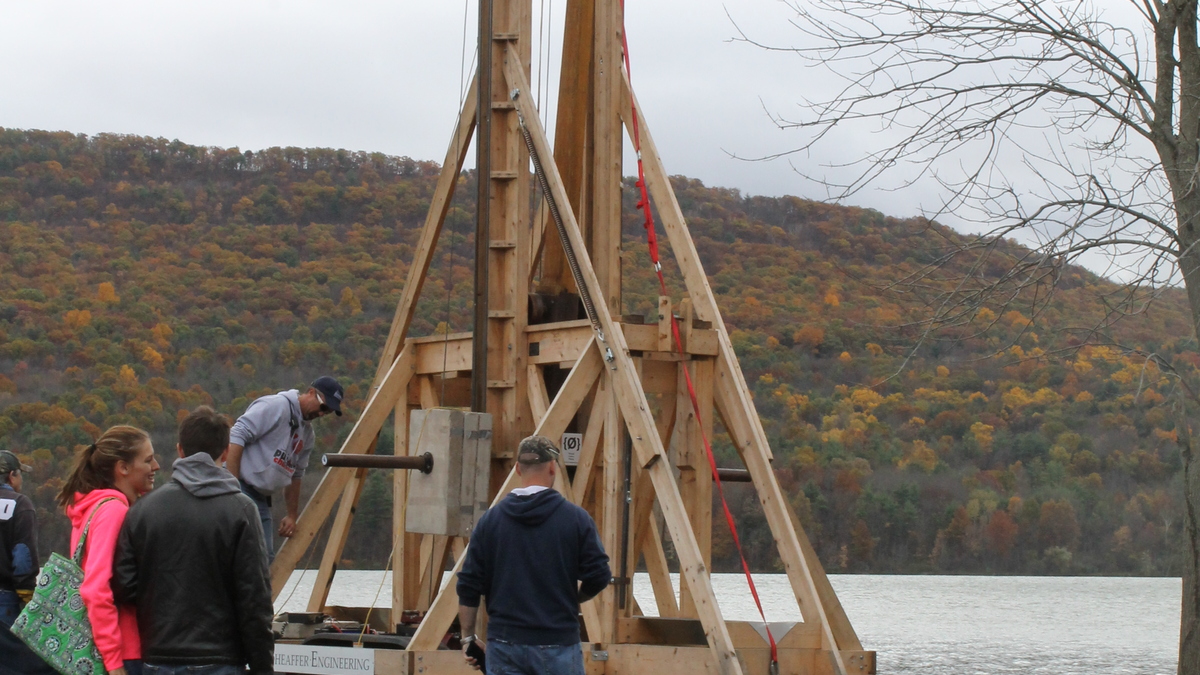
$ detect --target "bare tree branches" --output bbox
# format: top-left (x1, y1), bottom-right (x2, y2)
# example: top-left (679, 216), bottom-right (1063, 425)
top-left (736, 1), bottom-right (1200, 670)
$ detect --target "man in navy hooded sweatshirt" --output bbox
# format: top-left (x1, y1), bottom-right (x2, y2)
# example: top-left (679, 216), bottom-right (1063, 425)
top-left (457, 435), bottom-right (610, 674)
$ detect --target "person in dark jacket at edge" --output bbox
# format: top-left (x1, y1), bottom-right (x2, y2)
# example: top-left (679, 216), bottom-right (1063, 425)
top-left (113, 406), bottom-right (274, 675)
top-left (0, 449), bottom-right (57, 675)
top-left (457, 435), bottom-right (611, 675)
top-left (0, 450), bottom-right (37, 627)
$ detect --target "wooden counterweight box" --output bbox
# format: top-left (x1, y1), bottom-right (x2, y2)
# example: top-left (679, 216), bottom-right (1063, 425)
top-left (404, 409), bottom-right (493, 537)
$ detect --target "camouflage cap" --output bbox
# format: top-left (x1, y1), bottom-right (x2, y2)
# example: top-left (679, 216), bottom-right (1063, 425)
top-left (516, 435), bottom-right (560, 465)
top-left (0, 450), bottom-right (32, 475)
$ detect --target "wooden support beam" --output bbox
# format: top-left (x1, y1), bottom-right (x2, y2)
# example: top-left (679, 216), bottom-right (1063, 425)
top-left (504, 50), bottom-right (742, 675)
top-left (570, 390), bottom-right (608, 505)
top-left (527, 364), bottom-right (550, 424)
top-left (616, 76), bottom-right (714, 324)
top-left (307, 361), bottom-right (446, 612)
top-left (620, 71), bottom-right (860, 673)
top-left (657, 296), bottom-right (673, 352)
top-left (786, 492), bottom-right (864, 651)
top-left (418, 535), bottom-right (451, 612)
top-left (377, 75), bottom-right (478, 383)
top-left (714, 356), bottom-right (849, 675)
top-left (528, 199), bottom-right (550, 285)
top-left (676, 358), bottom-right (714, 618)
top-left (392, 398), bottom-right (418, 622)
top-left (271, 75), bottom-right (478, 596)
top-left (419, 376), bottom-right (439, 410)
top-left (305, 466), bottom-right (368, 612)
top-left (407, 341), bottom-right (605, 650)
top-left (599, 377), bottom-right (622, 642)
top-left (625, 383), bottom-right (677, 619)
top-left (538, 0), bottom-right (594, 294)
top-left (591, 0), bottom-right (622, 315)
top-left (536, 339), bottom-right (602, 440)
top-left (481, 0), bottom-right (533, 455)
top-left (271, 343), bottom-right (416, 598)
top-left (618, 72), bottom-right (769, 466)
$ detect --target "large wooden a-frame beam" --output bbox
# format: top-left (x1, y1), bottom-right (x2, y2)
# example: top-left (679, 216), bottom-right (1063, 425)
top-left (271, 2), bottom-right (874, 674)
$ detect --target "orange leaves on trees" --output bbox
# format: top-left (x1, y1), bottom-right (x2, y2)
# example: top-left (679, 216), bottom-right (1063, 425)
top-left (96, 282), bottom-right (119, 304)
top-left (151, 322), bottom-right (173, 349)
top-left (64, 309), bottom-right (91, 329)
top-left (792, 325), bottom-right (825, 352)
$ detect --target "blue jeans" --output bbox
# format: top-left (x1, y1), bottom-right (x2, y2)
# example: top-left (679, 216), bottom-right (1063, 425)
top-left (485, 640), bottom-right (583, 675)
top-left (240, 480), bottom-right (274, 563)
top-left (0, 590), bottom-right (18, 628)
top-left (145, 664), bottom-right (242, 675)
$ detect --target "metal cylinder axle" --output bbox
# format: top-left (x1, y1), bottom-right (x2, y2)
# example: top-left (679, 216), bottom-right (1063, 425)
top-left (321, 452), bottom-right (434, 474)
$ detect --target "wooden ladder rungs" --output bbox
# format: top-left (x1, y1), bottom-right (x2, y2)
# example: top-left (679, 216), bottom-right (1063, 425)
top-left (490, 170), bottom-right (519, 180)
top-left (486, 380), bottom-right (516, 389)
top-left (491, 32), bottom-right (520, 41)
top-left (491, 101), bottom-right (516, 110)
top-left (488, 309), bottom-right (516, 319)
top-left (490, 240), bottom-right (517, 249)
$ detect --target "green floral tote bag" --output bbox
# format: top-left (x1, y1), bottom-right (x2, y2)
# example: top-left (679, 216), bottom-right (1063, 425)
top-left (12, 498), bottom-right (116, 675)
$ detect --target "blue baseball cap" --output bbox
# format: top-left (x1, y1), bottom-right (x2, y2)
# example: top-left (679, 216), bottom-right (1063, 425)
top-left (311, 376), bottom-right (344, 416)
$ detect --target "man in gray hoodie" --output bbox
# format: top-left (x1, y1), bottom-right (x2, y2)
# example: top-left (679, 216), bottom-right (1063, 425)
top-left (226, 376), bottom-right (343, 562)
top-left (114, 406), bottom-right (274, 675)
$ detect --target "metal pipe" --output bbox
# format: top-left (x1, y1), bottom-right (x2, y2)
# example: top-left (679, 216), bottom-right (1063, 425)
top-left (321, 452), bottom-right (434, 475)
top-left (471, 0), bottom-right (494, 413)
top-left (716, 467), bottom-right (752, 483)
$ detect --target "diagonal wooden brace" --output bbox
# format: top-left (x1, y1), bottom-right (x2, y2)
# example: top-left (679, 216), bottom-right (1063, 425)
top-left (503, 44), bottom-right (743, 675)
top-left (269, 75), bottom-right (478, 600)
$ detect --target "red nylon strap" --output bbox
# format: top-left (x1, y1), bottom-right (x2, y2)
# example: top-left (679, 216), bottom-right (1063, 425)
top-left (619, 3), bottom-right (778, 665)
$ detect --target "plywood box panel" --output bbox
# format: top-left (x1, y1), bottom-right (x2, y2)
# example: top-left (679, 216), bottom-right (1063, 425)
top-left (405, 409), bottom-right (492, 537)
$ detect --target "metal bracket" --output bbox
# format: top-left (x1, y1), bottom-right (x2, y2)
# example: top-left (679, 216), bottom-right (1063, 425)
top-left (591, 650), bottom-right (609, 661)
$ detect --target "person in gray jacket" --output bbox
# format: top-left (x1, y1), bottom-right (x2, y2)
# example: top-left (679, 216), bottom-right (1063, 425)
top-left (113, 406), bottom-right (273, 675)
top-left (226, 376), bottom-right (343, 562)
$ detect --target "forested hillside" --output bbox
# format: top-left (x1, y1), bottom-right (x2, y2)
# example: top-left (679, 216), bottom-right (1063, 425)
top-left (0, 128), bottom-right (1190, 576)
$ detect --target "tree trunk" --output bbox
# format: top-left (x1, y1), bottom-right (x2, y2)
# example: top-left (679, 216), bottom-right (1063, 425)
top-left (1182, 432), bottom-right (1199, 675)
top-left (1177, 236), bottom-right (1200, 675)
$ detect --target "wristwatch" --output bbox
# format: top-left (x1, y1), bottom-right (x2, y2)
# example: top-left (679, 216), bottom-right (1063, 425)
top-left (462, 634), bottom-right (477, 644)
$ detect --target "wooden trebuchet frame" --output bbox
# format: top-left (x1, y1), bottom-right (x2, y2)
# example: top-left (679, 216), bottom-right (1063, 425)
top-left (270, 2), bottom-right (874, 674)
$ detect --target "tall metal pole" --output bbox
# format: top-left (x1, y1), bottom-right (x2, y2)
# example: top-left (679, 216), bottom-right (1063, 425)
top-left (471, 0), bottom-right (494, 413)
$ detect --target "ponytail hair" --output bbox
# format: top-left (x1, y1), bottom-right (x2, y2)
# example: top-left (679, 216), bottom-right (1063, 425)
top-left (57, 425), bottom-right (150, 508)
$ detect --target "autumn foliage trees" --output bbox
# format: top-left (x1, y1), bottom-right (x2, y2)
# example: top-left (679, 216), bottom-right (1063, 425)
top-left (0, 128), bottom-right (1190, 575)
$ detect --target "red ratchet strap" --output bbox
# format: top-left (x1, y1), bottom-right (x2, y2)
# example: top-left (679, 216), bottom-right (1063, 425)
top-left (619, 3), bottom-right (778, 667)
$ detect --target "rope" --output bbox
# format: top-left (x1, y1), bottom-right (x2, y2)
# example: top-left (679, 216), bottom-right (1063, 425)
top-left (274, 514), bottom-right (331, 616)
top-left (357, 548), bottom-right (395, 646)
top-left (618, 2), bottom-right (778, 667)
top-left (442, 0), bottom-right (475, 403)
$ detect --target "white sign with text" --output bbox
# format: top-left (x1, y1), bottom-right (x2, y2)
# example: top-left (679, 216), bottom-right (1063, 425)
top-left (275, 644), bottom-right (375, 675)
top-left (561, 432), bottom-right (582, 465)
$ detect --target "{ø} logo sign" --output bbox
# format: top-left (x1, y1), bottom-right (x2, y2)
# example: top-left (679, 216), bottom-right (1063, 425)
top-left (561, 433), bottom-right (582, 466)
top-left (0, 498), bottom-right (16, 521)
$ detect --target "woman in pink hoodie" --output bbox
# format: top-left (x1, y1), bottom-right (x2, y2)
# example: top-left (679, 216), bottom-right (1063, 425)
top-left (56, 425), bottom-right (160, 675)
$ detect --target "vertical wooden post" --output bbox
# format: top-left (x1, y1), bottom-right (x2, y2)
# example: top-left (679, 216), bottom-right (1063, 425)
top-left (391, 397), bottom-right (413, 624)
top-left (675, 357), bottom-right (714, 618)
top-left (599, 376), bottom-right (622, 643)
top-left (591, 0), bottom-right (622, 313)
top-left (484, 0), bottom-right (533, 459)
top-left (539, 0), bottom-right (594, 294)
top-left (473, 0), bottom-right (493, 414)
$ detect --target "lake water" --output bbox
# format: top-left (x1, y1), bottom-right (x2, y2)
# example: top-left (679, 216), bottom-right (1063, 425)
top-left (276, 572), bottom-right (1181, 674)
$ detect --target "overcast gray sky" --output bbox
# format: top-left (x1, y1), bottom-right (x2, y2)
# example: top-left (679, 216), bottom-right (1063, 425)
top-left (0, 0), bottom-right (923, 214)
